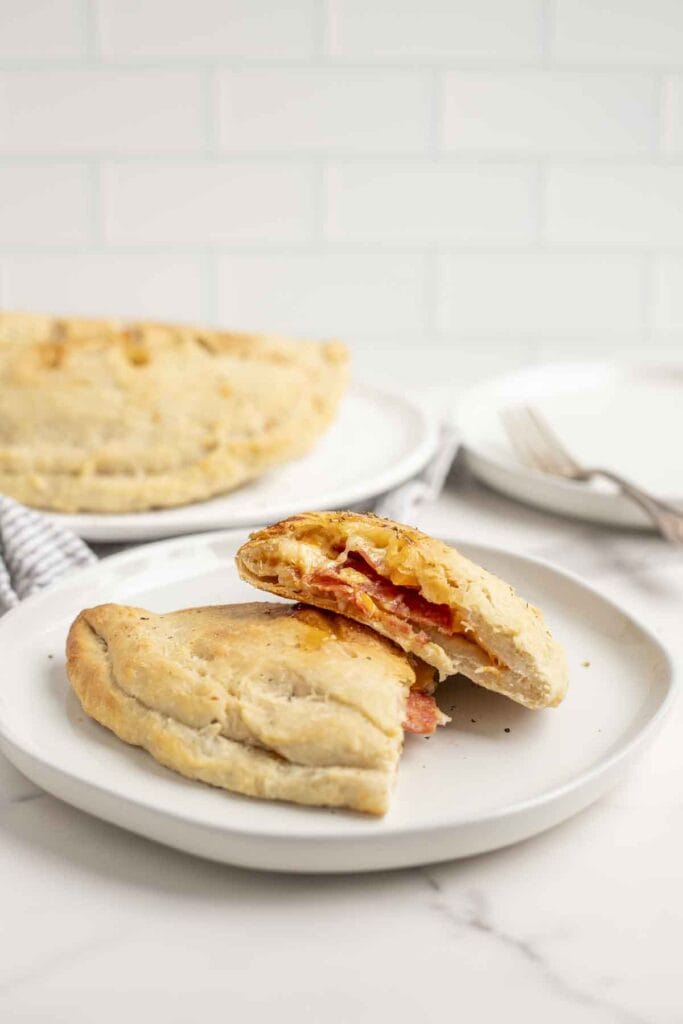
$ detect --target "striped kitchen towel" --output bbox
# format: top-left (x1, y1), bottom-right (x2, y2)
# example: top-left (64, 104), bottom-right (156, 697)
top-left (373, 424), bottom-right (460, 522)
top-left (0, 495), bottom-right (96, 614)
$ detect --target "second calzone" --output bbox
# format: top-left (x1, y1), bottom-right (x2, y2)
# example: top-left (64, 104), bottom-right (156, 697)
top-left (236, 512), bottom-right (568, 710)
top-left (66, 601), bottom-right (444, 815)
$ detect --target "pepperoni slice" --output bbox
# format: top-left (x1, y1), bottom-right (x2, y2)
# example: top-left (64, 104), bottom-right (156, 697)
top-left (404, 689), bottom-right (441, 735)
top-left (311, 552), bottom-right (454, 634)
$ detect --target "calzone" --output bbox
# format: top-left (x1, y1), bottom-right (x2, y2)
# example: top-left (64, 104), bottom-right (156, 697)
top-left (236, 512), bottom-right (568, 710)
top-left (66, 601), bottom-right (446, 815)
top-left (0, 311), bottom-right (347, 513)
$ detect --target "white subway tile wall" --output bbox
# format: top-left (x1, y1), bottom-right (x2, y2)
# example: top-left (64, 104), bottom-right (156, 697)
top-left (438, 254), bottom-right (644, 332)
top-left (547, 166), bottom-right (683, 245)
top-left (552, 0), bottom-right (683, 65)
top-left (653, 258), bottom-right (683, 332)
top-left (0, 255), bottom-right (205, 320)
top-left (0, 164), bottom-right (91, 245)
top-left (215, 70), bottom-right (433, 153)
top-left (103, 163), bottom-right (318, 244)
top-left (0, 1), bottom-right (85, 59)
top-left (0, 71), bottom-right (205, 153)
top-left (441, 73), bottom-right (657, 154)
top-left (661, 77), bottom-right (683, 153)
top-left (328, 0), bottom-right (544, 60)
top-left (217, 253), bottom-right (429, 332)
top-left (326, 163), bottom-right (538, 243)
top-left (0, 0), bottom-right (681, 383)
top-left (97, 0), bottom-right (320, 58)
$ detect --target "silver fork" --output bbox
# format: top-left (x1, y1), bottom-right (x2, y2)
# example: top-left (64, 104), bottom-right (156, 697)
top-left (501, 405), bottom-right (683, 543)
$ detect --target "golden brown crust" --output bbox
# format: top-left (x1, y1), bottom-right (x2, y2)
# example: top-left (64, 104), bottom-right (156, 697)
top-left (66, 600), bottom-right (417, 815)
top-left (236, 512), bottom-right (569, 710)
top-left (0, 311), bottom-right (348, 513)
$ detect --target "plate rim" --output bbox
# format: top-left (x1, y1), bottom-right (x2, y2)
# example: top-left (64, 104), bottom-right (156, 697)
top-left (456, 358), bottom-right (683, 507)
top-left (0, 528), bottom-right (676, 847)
top-left (42, 382), bottom-right (440, 542)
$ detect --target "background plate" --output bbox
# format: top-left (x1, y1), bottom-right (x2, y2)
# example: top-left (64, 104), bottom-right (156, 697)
top-left (457, 361), bottom-right (683, 529)
top-left (45, 384), bottom-right (438, 542)
top-left (0, 530), bottom-right (674, 873)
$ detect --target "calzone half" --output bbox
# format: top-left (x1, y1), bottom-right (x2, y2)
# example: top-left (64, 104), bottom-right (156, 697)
top-left (66, 601), bottom-right (445, 815)
top-left (236, 512), bottom-right (568, 710)
top-left (0, 311), bottom-right (347, 513)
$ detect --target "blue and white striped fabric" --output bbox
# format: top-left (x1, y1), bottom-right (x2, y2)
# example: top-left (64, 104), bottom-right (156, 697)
top-left (0, 495), bottom-right (96, 614)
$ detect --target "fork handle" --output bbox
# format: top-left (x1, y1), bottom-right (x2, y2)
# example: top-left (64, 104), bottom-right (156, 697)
top-left (579, 467), bottom-right (683, 541)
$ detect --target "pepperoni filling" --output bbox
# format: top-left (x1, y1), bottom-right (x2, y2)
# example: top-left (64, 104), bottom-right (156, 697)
top-left (310, 550), bottom-right (455, 636)
top-left (307, 551), bottom-right (448, 735)
top-left (404, 689), bottom-right (441, 735)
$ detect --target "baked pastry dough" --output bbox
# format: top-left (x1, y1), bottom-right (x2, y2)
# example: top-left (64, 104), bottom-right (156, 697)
top-left (236, 512), bottom-right (568, 710)
top-left (66, 601), bottom-right (444, 815)
top-left (0, 311), bottom-right (347, 513)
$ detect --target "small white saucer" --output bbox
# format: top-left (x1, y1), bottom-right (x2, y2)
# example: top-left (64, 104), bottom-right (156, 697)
top-left (457, 361), bottom-right (683, 529)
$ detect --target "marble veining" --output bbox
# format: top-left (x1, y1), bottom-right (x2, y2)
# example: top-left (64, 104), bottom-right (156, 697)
top-left (421, 871), bottom-right (650, 1024)
top-left (6, 791), bottom-right (45, 805)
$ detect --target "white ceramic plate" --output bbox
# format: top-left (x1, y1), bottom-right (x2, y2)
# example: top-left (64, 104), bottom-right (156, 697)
top-left (44, 384), bottom-right (438, 543)
top-left (457, 361), bottom-right (683, 529)
top-left (0, 530), bottom-right (674, 874)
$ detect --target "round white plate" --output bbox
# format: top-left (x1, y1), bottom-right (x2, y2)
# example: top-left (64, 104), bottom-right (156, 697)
top-left (44, 384), bottom-right (438, 543)
top-left (457, 361), bottom-right (683, 529)
top-left (0, 530), bottom-right (674, 874)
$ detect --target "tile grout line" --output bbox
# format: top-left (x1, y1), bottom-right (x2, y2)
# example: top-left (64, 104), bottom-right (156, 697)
top-left (81, 0), bottom-right (99, 57)
top-left (4, 153), bottom-right (683, 166)
top-left (202, 250), bottom-right (220, 324)
top-left (540, 0), bottom-right (555, 66)
top-left (535, 159), bottom-right (548, 249)
top-left (320, 0), bottom-right (335, 58)
top-left (656, 72), bottom-right (671, 156)
top-left (202, 67), bottom-right (219, 157)
top-left (88, 159), bottom-right (104, 245)
top-left (428, 253), bottom-right (443, 336)
top-left (641, 253), bottom-right (657, 343)
top-left (317, 159), bottom-right (331, 246)
top-left (5, 57), bottom-right (683, 73)
top-left (430, 68), bottom-right (444, 156)
top-left (0, 242), bottom-right (680, 256)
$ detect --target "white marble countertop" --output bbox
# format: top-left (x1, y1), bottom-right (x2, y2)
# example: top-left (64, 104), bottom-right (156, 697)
top-left (1, 462), bottom-right (681, 1024)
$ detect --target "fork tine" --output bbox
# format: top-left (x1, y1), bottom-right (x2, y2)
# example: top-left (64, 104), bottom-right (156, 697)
top-left (522, 406), bottom-right (582, 476)
top-left (501, 406), bottom-right (574, 477)
top-left (500, 408), bottom-right (548, 473)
